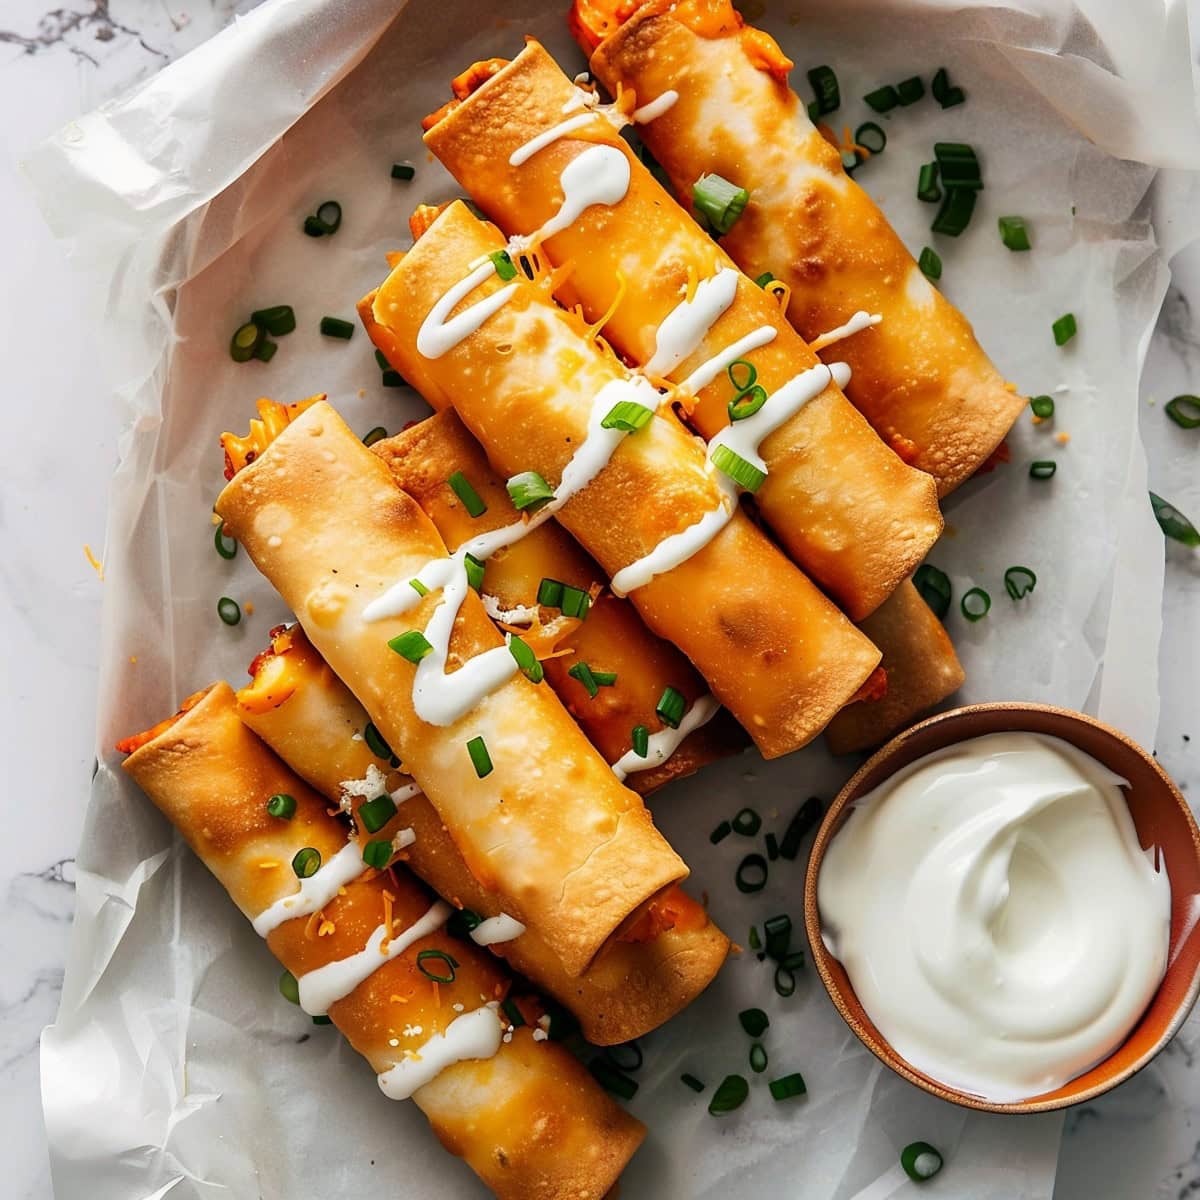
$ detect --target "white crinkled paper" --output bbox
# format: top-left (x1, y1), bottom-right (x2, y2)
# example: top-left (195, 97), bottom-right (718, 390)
top-left (27, 0), bottom-right (1200, 1196)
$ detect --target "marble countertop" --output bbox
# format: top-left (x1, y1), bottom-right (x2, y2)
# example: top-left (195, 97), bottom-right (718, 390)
top-left (2, 2), bottom-right (1197, 1197)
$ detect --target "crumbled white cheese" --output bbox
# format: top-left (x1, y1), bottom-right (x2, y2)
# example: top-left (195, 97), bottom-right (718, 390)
top-left (391, 828), bottom-right (416, 852)
top-left (402, 1024), bottom-right (423, 1038)
top-left (339, 763), bottom-right (389, 805)
top-left (481, 594), bottom-right (540, 626)
top-left (532, 1029), bottom-right (548, 1042)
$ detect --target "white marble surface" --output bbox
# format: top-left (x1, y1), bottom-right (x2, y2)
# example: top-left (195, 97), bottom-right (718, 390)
top-left (1, 2), bottom-right (1198, 1198)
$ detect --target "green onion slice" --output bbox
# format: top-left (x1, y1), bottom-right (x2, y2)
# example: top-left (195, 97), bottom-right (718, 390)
top-left (601, 400), bottom-right (654, 432)
top-left (589, 1057), bottom-right (639, 1100)
top-left (303, 214), bottom-right (327, 237)
top-left (631, 724), bottom-right (649, 757)
top-left (391, 161), bottom-right (416, 181)
top-left (381, 369), bottom-right (406, 388)
top-left (739, 1007), bottom-right (769, 1037)
top-left (508, 634), bottom-right (544, 684)
top-left (1029, 460), bottom-right (1057, 480)
top-left (416, 948), bottom-right (458, 984)
top-left (1030, 394), bottom-right (1055, 419)
top-left (507, 470), bottom-right (555, 512)
top-left (708, 1074), bottom-right (749, 1115)
top-left (363, 722), bottom-right (395, 762)
top-left (537, 577), bottom-right (564, 608)
top-left (748, 924), bottom-right (762, 951)
top-left (754, 271), bottom-right (776, 288)
top-left (568, 661), bottom-right (601, 698)
top-left (710, 820), bottom-right (732, 844)
top-left (901, 1141), bottom-right (944, 1182)
top-left (1151, 492), bottom-right (1200, 546)
top-left (1004, 566), bottom-right (1037, 600)
top-left (311, 1014), bottom-right (332, 1026)
top-left (409, 578), bottom-right (430, 598)
top-left (913, 564), bottom-right (952, 620)
top-left (727, 359), bottom-right (757, 392)
top-left (961, 586), bottom-right (991, 621)
top-left (769, 1072), bottom-right (807, 1101)
top-left (656, 685), bottom-right (686, 729)
top-left (806, 65), bottom-right (840, 115)
top-left (779, 797), bottom-right (822, 859)
top-left (217, 597), bottom-right (241, 626)
top-left (559, 584), bottom-right (591, 620)
top-left (711, 443), bottom-right (766, 492)
top-left (729, 384), bottom-right (768, 422)
top-left (389, 630), bottom-right (433, 663)
top-left (931, 187), bottom-right (977, 236)
top-left (934, 142), bottom-right (982, 189)
top-left (765, 832), bottom-right (779, 861)
top-left (750, 1043), bottom-right (768, 1074)
top-left (917, 162), bottom-right (942, 204)
top-left (780, 950), bottom-right (805, 972)
top-left (253, 338), bottom-right (278, 363)
top-left (855, 122), bottom-right (887, 154)
top-left (1053, 313), bottom-right (1077, 346)
top-left (897, 75), bottom-right (925, 105)
top-left (693, 172), bottom-right (750, 236)
top-left (931, 67), bottom-right (965, 108)
top-left (736, 853), bottom-right (769, 894)
top-left (292, 847), bottom-right (321, 878)
top-left (229, 321), bottom-right (263, 363)
top-left (998, 215), bottom-right (1031, 251)
top-left (763, 913), bottom-right (792, 961)
top-left (359, 792), bottom-right (397, 834)
top-left (315, 200), bottom-right (342, 232)
top-left (489, 249), bottom-right (517, 281)
top-left (447, 908), bottom-right (482, 938)
top-left (732, 807), bottom-right (762, 836)
top-left (467, 735), bottom-right (493, 778)
top-left (464, 553), bottom-right (485, 593)
top-left (362, 838), bottom-right (392, 869)
top-left (774, 964), bottom-right (797, 996)
top-left (214, 523), bottom-right (238, 560)
top-left (448, 470), bottom-right (487, 518)
top-left (1165, 395), bottom-right (1200, 429)
top-left (279, 969), bottom-right (300, 1004)
top-left (863, 84), bottom-right (900, 113)
top-left (375, 348), bottom-right (390, 370)
top-left (604, 1041), bottom-right (643, 1073)
top-left (501, 997), bottom-right (526, 1028)
top-left (362, 426), bottom-right (387, 447)
top-left (918, 247), bottom-right (942, 281)
top-left (250, 305), bottom-right (296, 336)
top-left (681, 1073), bottom-right (705, 1093)
top-left (266, 793), bottom-right (296, 820)
top-left (319, 316), bottom-right (355, 339)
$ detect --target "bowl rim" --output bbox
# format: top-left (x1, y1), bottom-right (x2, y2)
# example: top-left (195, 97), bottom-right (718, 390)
top-left (803, 700), bottom-right (1200, 1114)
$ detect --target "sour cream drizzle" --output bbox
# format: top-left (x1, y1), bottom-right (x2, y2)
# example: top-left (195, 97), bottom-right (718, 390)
top-left (809, 310), bottom-right (882, 353)
top-left (417, 259), bottom-right (519, 360)
top-left (509, 112), bottom-right (598, 167)
top-left (251, 841), bottom-right (366, 938)
top-left (611, 694), bottom-right (720, 780)
top-left (470, 913), bottom-right (528, 946)
top-left (378, 1005), bottom-right (505, 1101)
top-left (508, 144), bottom-right (631, 251)
top-left (296, 900), bottom-right (453, 1016)
top-left (644, 268), bottom-right (740, 378)
top-left (631, 89), bottom-right (679, 123)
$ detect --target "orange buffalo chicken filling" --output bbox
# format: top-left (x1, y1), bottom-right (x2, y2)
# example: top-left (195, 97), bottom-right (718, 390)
top-left (115, 686), bottom-right (214, 754)
top-left (221, 395), bottom-right (324, 479)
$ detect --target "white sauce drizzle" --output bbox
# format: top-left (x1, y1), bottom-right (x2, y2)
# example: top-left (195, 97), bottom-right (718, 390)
top-left (470, 913), bottom-right (528, 946)
top-left (679, 325), bottom-right (777, 394)
top-left (391, 827), bottom-right (417, 852)
top-left (644, 268), bottom-right (740, 378)
top-left (612, 695), bottom-right (721, 780)
top-left (416, 259), bottom-right (519, 359)
top-left (251, 841), bottom-right (365, 938)
top-left (297, 900), bottom-right (452, 1016)
top-left (509, 112), bottom-right (599, 167)
top-left (481, 594), bottom-right (540, 626)
top-left (508, 144), bottom-right (631, 251)
top-left (809, 310), bottom-right (882, 353)
top-left (377, 1005), bottom-right (504, 1101)
top-left (390, 781), bottom-right (422, 803)
top-left (631, 89), bottom-right (679, 124)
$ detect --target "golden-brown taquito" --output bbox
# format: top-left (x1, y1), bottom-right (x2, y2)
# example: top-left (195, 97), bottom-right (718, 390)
top-left (120, 683), bottom-right (644, 1200)
top-left (421, 39), bottom-right (943, 618)
top-left (575, 0), bottom-right (1027, 496)
top-left (363, 202), bottom-right (882, 757)
top-left (216, 400), bottom-right (687, 976)
top-left (236, 625), bottom-right (730, 1044)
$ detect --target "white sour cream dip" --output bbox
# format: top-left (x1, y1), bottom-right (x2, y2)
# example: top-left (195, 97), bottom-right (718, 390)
top-left (818, 731), bottom-right (1171, 1102)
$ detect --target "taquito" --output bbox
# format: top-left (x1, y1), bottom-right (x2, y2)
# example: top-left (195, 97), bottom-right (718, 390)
top-left (216, 400), bottom-right (687, 976)
top-left (421, 39), bottom-right (943, 619)
top-left (362, 200), bottom-right (882, 757)
top-left (237, 623), bottom-right (731, 1044)
top-left (574, 0), bottom-right (1028, 496)
top-left (372, 409), bottom-right (747, 789)
top-left (120, 683), bottom-right (644, 1200)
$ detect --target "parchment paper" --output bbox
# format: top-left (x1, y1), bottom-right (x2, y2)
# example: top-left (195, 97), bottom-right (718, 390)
top-left (26, 0), bottom-right (1200, 1197)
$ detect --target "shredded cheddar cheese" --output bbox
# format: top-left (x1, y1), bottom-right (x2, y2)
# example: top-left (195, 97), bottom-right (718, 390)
top-left (585, 270), bottom-right (627, 344)
top-left (83, 544), bottom-right (105, 581)
top-left (220, 395), bottom-right (324, 479)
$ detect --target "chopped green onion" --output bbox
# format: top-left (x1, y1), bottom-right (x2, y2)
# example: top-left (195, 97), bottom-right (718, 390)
top-left (266, 793), bottom-right (296, 820)
top-left (391, 161), bottom-right (416, 181)
top-left (729, 384), bottom-right (768, 422)
top-left (362, 838), bottom-right (392, 869)
top-left (779, 797), bottom-right (821, 859)
top-left (736, 853), bottom-right (768, 894)
top-left (897, 75), bottom-right (925, 105)
top-left (711, 443), bottom-right (766, 492)
top-left (806, 65), bottom-right (840, 115)
top-left (416, 948), bottom-right (458, 984)
top-left (750, 1043), bottom-right (768, 1074)
top-left (229, 321), bottom-right (263, 363)
top-left (1150, 492), bottom-right (1200, 546)
top-left (362, 426), bottom-right (387, 447)
top-left (363, 722), bottom-right (395, 762)
top-left (727, 359), bottom-right (757, 392)
top-left (359, 792), bottom-right (398, 834)
top-left (1053, 313), bottom-right (1077, 345)
top-left (389, 630), bottom-right (433, 663)
top-left (748, 924), bottom-right (762, 951)
top-left (931, 187), bottom-right (977, 236)
top-left (863, 84), bottom-right (900, 113)
top-left (501, 997), bottom-right (526, 1028)
top-left (681, 1073), bottom-right (705, 1093)
top-left (631, 724), bottom-right (649, 757)
top-left (913, 564), bottom-right (952, 620)
top-left (559, 584), bottom-right (591, 620)
top-left (763, 914), bottom-right (792, 961)
top-left (604, 1041), bottom-right (643, 1073)
top-left (961, 587), bottom-right (991, 621)
top-left (917, 162), bottom-right (942, 204)
top-left (739, 1007), bottom-right (769, 1037)
top-left (601, 400), bottom-right (654, 432)
top-left (375, 348), bottom-right (390, 370)
top-left (732, 807), bottom-right (762, 836)
top-left (463, 553), bottom-right (485, 592)
top-left (855, 122), bottom-right (887, 154)
top-left (1030, 395), bottom-right (1055, 419)
top-left (589, 1056), bottom-right (639, 1100)
top-left (1029, 460), bottom-right (1057, 480)
top-left (931, 67), bottom-right (965, 108)
top-left (1165, 395), bottom-right (1200, 429)
top-left (568, 661), bottom-right (603, 698)
top-left (312, 1014), bottom-right (332, 1025)
top-left (279, 969), bottom-right (300, 1004)
top-left (1004, 566), bottom-right (1037, 600)
top-left (508, 634), bottom-right (544, 684)
top-left (710, 820), bottom-right (732, 844)
top-left (754, 271), bottom-right (776, 288)
top-left (507, 470), bottom-right (555, 512)
top-left (693, 172), bottom-right (750, 236)
top-left (918, 247), bottom-right (942, 281)
top-left (901, 1141), bottom-right (944, 1182)
top-left (382, 370), bottom-right (406, 388)
top-left (217, 597), bottom-right (241, 626)
top-left (656, 685), bottom-right (686, 728)
top-left (779, 950), bottom-right (805, 972)
top-left (769, 1072), bottom-right (807, 1101)
top-left (467, 735), bottom-right (493, 778)
top-left (303, 214), bottom-right (328, 237)
top-left (774, 964), bottom-right (798, 996)
top-left (934, 142), bottom-right (982, 190)
top-left (250, 305), bottom-right (297, 336)
top-left (840, 148), bottom-right (863, 175)
top-left (319, 316), bottom-right (355, 340)
top-left (998, 215), bottom-right (1031, 251)
top-left (489, 249), bottom-right (517, 281)
top-left (292, 847), bottom-right (321, 878)
top-left (409, 578), bottom-right (430, 598)
top-left (448, 470), bottom-right (487, 518)
top-left (315, 200), bottom-right (342, 232)
top-left (254, 338), bottom-right (278, 363)
top-left (447, 908), bottom-right (482, 938)
top-left (536, 577), bottom-right (564, 608)
top-left (765, 832), bottom-right (779, 861)
top-left (708, 1074), bottom-right (749, 1115)
top-left (214, 523), bottom-right (238, 560)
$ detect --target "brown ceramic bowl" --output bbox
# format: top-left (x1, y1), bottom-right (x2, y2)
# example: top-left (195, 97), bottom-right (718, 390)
top-left (804, 702), bottom-right (1200, 1114)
